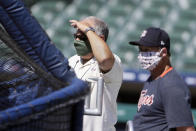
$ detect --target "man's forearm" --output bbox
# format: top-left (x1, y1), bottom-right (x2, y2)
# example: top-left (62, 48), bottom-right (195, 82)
top-left (86, 31), bottom-right (114, 71)
top-left (177, 126), bottom-right (195, 131)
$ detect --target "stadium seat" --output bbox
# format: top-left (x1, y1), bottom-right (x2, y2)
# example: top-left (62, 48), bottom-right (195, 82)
top-left (31, 1), bottom-right (67, 29)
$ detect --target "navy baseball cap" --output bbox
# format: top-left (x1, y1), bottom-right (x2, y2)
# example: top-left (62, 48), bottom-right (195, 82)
top-left (129, 27), bottom-right (170, 52)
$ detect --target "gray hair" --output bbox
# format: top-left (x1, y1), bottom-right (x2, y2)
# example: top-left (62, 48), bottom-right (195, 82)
top-left (83, 16), bottom-right (109, 41)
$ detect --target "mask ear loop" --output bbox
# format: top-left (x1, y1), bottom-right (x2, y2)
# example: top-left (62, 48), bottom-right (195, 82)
top-left (146, 48), bottom-right (163, 70)
top-left (158, 48), bottom-right (164, 57)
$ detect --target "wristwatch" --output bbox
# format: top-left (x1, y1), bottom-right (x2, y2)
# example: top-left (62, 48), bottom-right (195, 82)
top-left (84, 27), bottom-right (95, 34)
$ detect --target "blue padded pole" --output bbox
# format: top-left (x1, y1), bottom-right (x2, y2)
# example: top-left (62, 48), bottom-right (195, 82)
top-left (0, 0), bottom-right (74, 83)
top-left (0, 6), bottom-right (48, 71)
top-left (72, 100), bottom-right (85, 131)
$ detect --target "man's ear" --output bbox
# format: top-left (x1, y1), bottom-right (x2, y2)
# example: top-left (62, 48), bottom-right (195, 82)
top-left (99, 35), bottom-right (105, 41)
top-left (160, 47), bottom-right (167, 57)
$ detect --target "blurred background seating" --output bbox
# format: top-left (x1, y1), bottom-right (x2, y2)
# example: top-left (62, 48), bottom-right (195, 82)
top-left (29, 0), bottom-right (196, 73)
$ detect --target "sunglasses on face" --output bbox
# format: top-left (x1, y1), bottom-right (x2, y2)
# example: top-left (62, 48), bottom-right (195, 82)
top-left (73, 31), bottom-right (87, 41)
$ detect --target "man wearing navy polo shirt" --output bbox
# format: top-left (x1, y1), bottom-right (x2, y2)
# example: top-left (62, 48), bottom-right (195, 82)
top-left (129, 27), bottom-right (195, 131)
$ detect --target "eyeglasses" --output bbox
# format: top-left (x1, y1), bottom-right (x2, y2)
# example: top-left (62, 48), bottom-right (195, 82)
top-left (73, 32), bottom-right (87, 41)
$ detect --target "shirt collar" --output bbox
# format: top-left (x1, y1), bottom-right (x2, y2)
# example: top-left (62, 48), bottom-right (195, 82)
top-left (160, 67), bottom-right (173, 78)
top-left (78, 56), bottom-right (96, 67)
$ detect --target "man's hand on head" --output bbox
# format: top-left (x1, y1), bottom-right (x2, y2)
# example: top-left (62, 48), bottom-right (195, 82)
top-left (69, 20), bottom-right (89, 33)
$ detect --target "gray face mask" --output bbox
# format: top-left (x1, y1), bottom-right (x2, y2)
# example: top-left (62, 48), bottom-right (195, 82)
top-left (74, 39), bottom-right (92, 56)
top-left (138, 49), bottom-right (163, 70)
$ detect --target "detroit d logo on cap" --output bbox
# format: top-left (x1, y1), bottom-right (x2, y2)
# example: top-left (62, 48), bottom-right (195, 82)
top-left (161, 41), bottom-right (165, 46)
